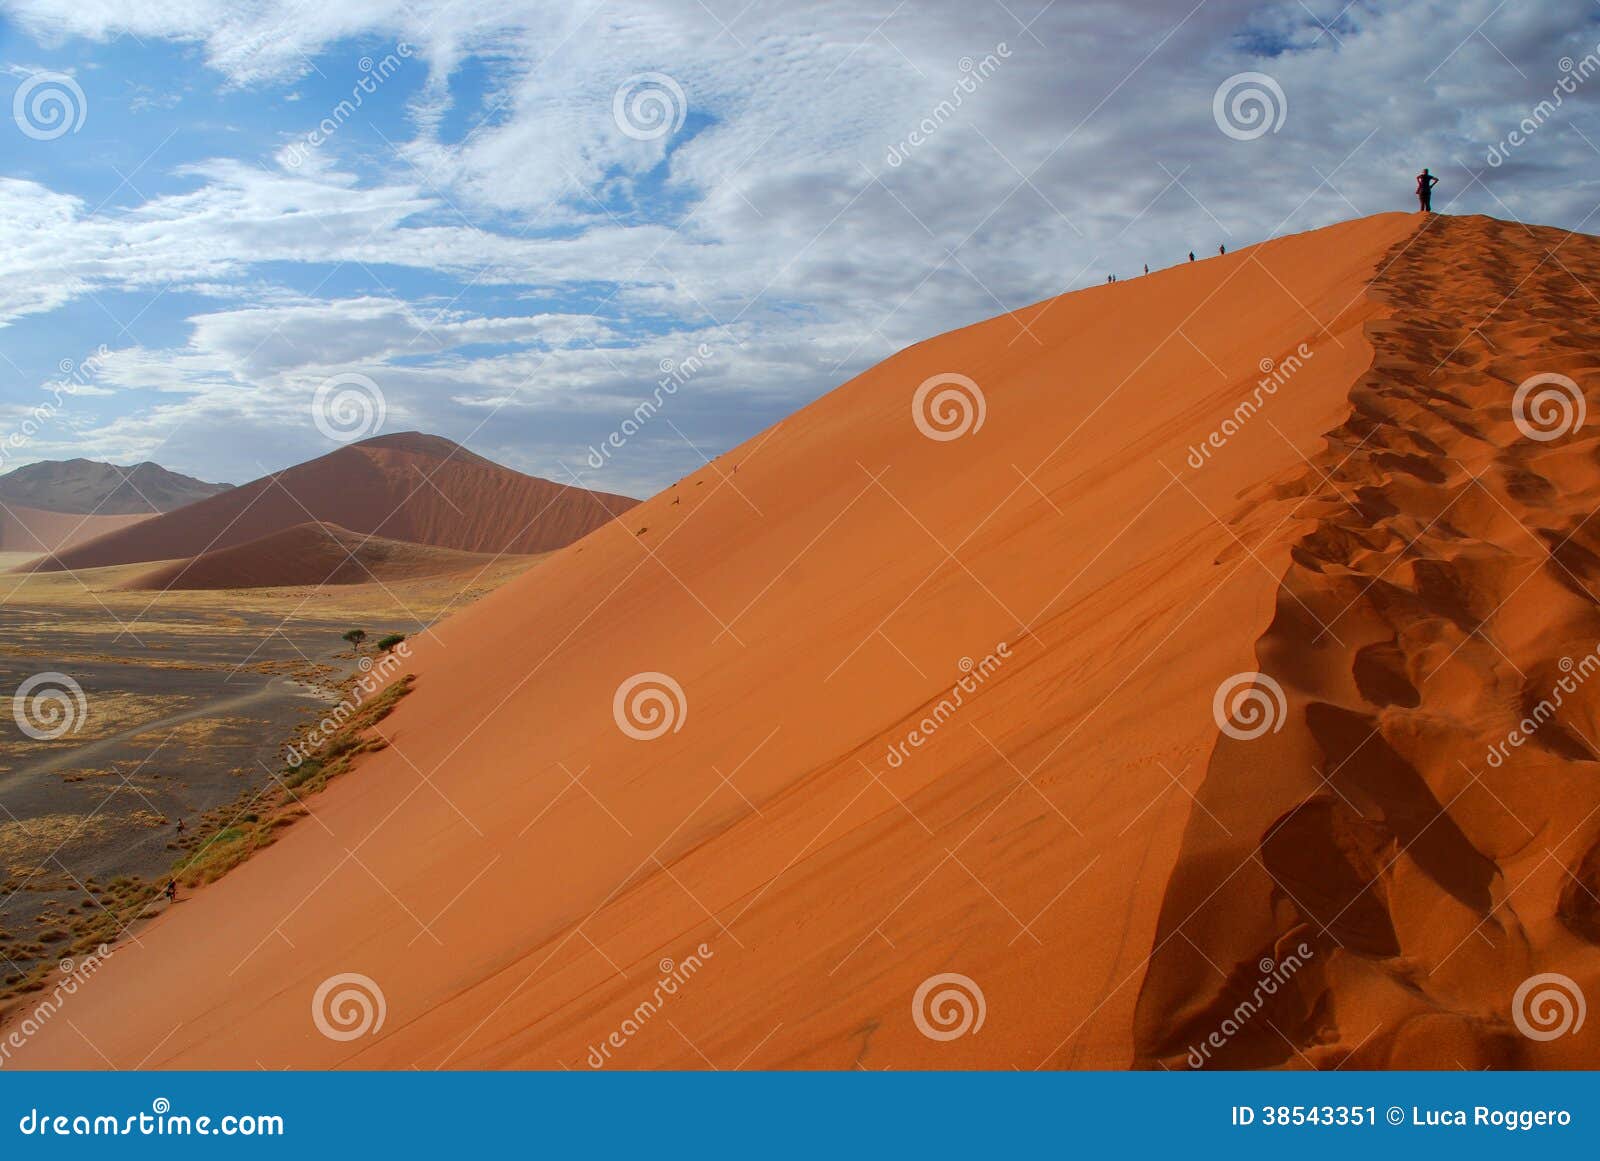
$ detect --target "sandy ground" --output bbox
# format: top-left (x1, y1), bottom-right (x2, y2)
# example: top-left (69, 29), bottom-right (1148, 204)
top-left (0, 554), bottom-right (538, 991)
top-left (5, 211), bottom-right (1454, 1070)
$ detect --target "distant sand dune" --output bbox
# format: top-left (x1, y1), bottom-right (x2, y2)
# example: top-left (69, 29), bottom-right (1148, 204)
top-left (117, 522), bottom-right (512, 591)
top-left (25, 432), bottom-right (635, 574)
top-left (16, 213), bottom-right (1599, 1071)
top-left (0, 503), bottom-right (150, 556)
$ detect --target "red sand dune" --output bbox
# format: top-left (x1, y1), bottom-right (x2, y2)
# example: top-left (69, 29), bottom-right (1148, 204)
top-left (0, 503), bottom-right (150, 556)
top-left (15, 214), bottom-right (1600, 1071)
top-left (117, 522), bottom-right (509, 591)
top-left (25, 432), bottom-right (635, 573)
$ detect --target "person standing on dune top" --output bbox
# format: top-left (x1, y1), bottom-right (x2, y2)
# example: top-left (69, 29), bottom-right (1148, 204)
top-left (1416, 167), bottom-right (1438, 212)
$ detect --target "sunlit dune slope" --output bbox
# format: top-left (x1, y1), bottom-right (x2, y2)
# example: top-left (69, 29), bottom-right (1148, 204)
top-left (17, 213), bottom-right (1447, 1070)
top-left (24, 432), bottom-right (635, 573)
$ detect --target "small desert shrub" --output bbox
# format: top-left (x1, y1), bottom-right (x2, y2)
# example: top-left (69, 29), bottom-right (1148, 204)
top-left (170, 675), bottom-right (414, 890)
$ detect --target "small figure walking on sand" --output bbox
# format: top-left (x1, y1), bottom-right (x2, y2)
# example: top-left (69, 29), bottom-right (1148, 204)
top-left (1219, 243), bottom-right (1226, 256)
top-left (164, 879), bottom-right (177, 904)
top-left (1143, 263), bottom-right (1149, 275)
top-left (1188, 251), bottom-right (1195, 262)
top-left (1416, 167), bottom-right (1438, 212)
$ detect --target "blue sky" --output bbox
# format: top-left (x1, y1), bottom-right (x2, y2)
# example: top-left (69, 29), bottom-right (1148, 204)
top-left (1, 0), bottom-right (1597, 497)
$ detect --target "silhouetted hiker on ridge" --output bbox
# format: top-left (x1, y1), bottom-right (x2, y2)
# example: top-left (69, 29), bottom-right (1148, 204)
top-left (1416, 167), bottom-right (1438, 212)
top-left (1143, 263), bottom-right (1149, 275)
top-left (1188, 251), bottom-right (1195, 262)
top-left (1219, 243), bottom-right (1226, 256)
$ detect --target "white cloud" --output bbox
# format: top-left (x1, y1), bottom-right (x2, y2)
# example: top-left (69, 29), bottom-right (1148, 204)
top-left (1, 0), bottom-right (1597, 493)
